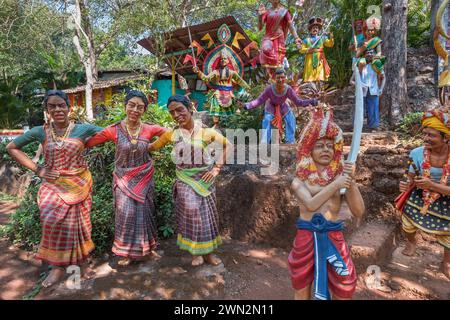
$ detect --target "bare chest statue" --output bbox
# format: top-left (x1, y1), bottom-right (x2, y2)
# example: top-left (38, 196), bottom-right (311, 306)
top-left (301, 181), bottom-right (342, 220)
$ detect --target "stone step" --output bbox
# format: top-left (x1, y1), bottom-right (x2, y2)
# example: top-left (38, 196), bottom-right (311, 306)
top-left (343, 131), bottom-right (399, 146)
top-left (335, 120), bottom-right (353, 132)
top-left (348, 222), bottom-right (397, 272)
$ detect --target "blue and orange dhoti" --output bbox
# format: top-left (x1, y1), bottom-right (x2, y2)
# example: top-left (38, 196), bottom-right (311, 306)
top-left (288, 213), bottom-right (357, 300)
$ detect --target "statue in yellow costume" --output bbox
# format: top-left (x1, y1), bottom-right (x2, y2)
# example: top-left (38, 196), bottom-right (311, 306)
top-left (300, 17), bottom-right (334, 83)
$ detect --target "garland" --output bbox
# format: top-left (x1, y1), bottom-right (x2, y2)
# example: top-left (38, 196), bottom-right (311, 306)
top-left (420, 147), bottom-right (450, 214)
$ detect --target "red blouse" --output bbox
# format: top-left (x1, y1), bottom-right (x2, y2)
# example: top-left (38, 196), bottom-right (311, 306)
top-left (86, 123), bottom-right (167, 147)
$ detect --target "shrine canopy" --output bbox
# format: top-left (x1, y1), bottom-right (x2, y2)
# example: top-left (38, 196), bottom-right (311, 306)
top-left (137, 16), bottom-right (259, 76)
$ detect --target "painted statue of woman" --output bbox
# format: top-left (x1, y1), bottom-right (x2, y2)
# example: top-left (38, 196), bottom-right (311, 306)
top-left (193, 50), bottom-right (250, 129)
top-left (258, 0), bottom-right (302, 78)
top-left (86, 90), bottom-right (166, 266)
top-left (6, 90), bottom-right (102, 287)
top-left (149, 94), bottom-right (232, 266)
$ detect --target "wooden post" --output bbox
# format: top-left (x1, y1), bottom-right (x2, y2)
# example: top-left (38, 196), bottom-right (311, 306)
top-left (172, 57), bottom-right (176, 95)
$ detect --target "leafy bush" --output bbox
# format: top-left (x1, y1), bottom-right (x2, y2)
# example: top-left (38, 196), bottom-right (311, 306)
top-left (396, 111), bottom-right (424, 137)
top-left (2, 182), bottom-right (41, 249)
top-left (0, 141), bottom-right (41, 169)
top-left (407, 0), bottom-right (431, 48)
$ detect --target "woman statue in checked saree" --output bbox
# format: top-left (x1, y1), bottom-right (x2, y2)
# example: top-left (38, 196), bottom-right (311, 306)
top-left (149, 94), bottom-right (232, 267)
top-left (6, 90), bottom-right (102, 287)
top-left (86, 90), bottom-right (166, 266)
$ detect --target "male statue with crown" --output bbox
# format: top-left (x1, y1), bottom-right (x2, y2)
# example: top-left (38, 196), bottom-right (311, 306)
top-left (288, 105), bottom-right (365, 300)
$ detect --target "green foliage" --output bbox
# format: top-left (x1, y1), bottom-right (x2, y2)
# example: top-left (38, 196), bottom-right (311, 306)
top-left (3, 183), bottom-right (41, 250)
top-left (407, 0), bottom-right (431, 48)
top-left (22, 272), bottom-right (46, 300)
top-left (0, 192), bottom-right (19, 203)
top-left (396, 111), bottom-right (424, 137)
top-left (89, 182), bottom-right (115, 254)
top-left (286, 0), bottom-right (431, 87)
top-left (224, 108), bottom-right (263, 132)
top-left (0, 141), bottom-right (40, 169)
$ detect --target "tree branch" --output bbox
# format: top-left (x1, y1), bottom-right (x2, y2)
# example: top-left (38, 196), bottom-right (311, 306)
top-left (95, 24), bottom-right (121, 56)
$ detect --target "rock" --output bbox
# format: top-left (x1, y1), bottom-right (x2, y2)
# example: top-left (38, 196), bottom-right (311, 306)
top-left (376, 284), bottom-right (393, 293)
top-left (94, 262), bottom-right (116, 277)
top-left (365, 146), bottom-right (398, 155)
top-left (144, 279), bottom-right (152, 288)
top-left (194, 264), bottom-right (226, 279)
top-left (372, 177), bottom-right (400, 195)
top-left (419, 66), bottom-right (434, 75)
top-left (158, 266), bottom-right (188, 275)
top-left (216, 134), bottom-right (408, 249)
top-left (407, 48), bottom-right (439, 111)
top-left (349, 222), bottom-right (396, 270)
top-left (0, 164), bottom-right (33, 197)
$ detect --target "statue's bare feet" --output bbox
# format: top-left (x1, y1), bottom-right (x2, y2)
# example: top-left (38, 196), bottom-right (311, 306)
top-left (401, 241), bottom-right (416, 256)
top-left (118, 258), bottom-right (132, 266)
top-left (442, 262), bottom-right (450, 280)
top-left (42, 267), bottom-right (65, 288)
top-left (148, 250), bottom-right (162, 261)
top-left (203, 254), bottom-right (222, 266)
top-left (191, 255), bottom-right (204, 266)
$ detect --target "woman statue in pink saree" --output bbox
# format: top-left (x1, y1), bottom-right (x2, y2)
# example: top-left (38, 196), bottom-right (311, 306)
top-left (258, 0), bottom-right (302, 78)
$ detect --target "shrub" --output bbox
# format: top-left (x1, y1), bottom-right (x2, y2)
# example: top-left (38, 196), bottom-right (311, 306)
top-left (396, 111), bottom-right (424, 137)
top-left (0, 141), bottom-right (41, 170)
top-left (2, 182), bottom-right (41, 250)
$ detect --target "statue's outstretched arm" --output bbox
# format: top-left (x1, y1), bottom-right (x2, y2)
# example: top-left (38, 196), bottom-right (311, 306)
top-left (198, 70), bottom-right (218, 83)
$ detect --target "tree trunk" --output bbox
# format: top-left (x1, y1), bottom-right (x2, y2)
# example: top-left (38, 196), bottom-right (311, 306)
top-left (84, 61), bottom-right (95, 120)
top-left (431, 0), bottom-right (441, 95)
top-left (72, 0), bottom-right (96, 121)
top-left (381, 0), bottom-right (409, 125)
top-left (430, 0), bottom-right (441, 43)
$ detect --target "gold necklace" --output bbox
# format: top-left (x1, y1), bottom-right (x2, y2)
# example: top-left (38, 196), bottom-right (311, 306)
top-left (125, 119), bottom-right (142, 145)
top-left (51, 123), bottom-right (72, 148)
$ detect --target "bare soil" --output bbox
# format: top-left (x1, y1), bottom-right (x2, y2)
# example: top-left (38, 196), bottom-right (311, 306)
top-left (0, 201), bottom-right (448, 300)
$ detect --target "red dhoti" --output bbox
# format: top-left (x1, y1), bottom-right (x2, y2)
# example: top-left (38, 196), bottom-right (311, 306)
top-left (288, 229), bottom-right (357, 299)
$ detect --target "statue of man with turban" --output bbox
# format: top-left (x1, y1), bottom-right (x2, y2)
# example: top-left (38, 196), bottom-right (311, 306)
top-left (398, 110), bottom-right (450, 279)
